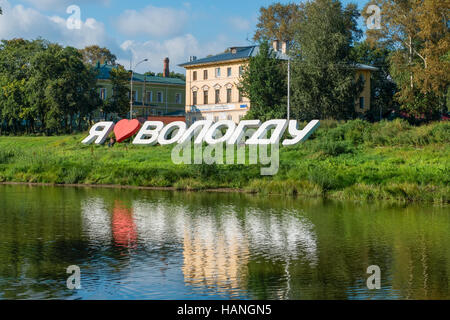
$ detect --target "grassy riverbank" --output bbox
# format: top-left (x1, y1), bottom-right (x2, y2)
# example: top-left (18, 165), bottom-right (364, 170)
top-left (0, 119), bottom-right (448, 204)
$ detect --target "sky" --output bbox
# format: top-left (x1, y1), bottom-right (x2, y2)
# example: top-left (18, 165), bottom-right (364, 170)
top-left (0, 0), bottom-right (370, 73)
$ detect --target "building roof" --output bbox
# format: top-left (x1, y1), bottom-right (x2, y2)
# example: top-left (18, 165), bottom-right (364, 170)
top-left (179, 45), bottom-right (377, 71)
top-left (178, 45), bottom-right (291, 67)
top-left (179, 46), bottom-right (257, 67)
top-left (95, 63), bottom-right (185, 86)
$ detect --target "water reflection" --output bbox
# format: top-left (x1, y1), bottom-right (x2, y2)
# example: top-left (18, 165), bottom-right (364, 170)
top-left (0, 185), bottom-right (449, 300)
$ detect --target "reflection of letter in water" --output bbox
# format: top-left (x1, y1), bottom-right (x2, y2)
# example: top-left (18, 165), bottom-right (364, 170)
top-left (112, 201), bottom-right (138, 249)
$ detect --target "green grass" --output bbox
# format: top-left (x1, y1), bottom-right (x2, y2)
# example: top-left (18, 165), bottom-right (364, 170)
top-left (0, 119), bottom-right (448, 204)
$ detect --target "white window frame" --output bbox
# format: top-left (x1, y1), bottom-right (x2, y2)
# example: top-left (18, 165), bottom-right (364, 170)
top-left (157, 91), bottom-right (163, 103)
top-left (176, 93), bottom-right (182, 104)
top-left (147, 91), bottom-right (153, 103)
top-left (215, 68), bottom-right (221, 78)
top-left (100, 88), bottom-right (107, 100)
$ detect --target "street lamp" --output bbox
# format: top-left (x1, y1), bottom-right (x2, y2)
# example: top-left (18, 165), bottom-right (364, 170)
top-left (130, 58), bottom-right (149, 119)
top-left (287, 57), bottom-right (291, 122)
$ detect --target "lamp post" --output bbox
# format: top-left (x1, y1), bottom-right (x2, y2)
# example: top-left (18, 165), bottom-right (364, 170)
top-left (130, 58), bottom-right (149, 120)
top-left (287, 57), bottom-right (291, 122)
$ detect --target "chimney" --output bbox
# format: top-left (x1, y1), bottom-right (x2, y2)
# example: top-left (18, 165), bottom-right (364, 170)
top-left (272, 40), bottom-right (280, 52)
top-left (163, 57), bottom-right (170, 77)
top-left (281, 41), bottom-right (289, 54)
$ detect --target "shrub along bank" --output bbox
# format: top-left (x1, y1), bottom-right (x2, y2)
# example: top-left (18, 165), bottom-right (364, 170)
top-left (0, 119), bottom-right (448, 204)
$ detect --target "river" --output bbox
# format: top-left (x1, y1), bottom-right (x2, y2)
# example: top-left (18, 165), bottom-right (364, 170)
top-left (0, 185), bottom-right (448, 300)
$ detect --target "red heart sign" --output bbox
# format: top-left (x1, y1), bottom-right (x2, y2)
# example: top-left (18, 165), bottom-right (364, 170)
top-left (114, 119), bottom-right (141, 143)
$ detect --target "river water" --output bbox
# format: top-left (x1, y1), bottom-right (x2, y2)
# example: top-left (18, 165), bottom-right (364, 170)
top-left (0, 185), bottom-right (448, 300)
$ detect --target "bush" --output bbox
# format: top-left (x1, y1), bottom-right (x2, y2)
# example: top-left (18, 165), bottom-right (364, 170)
top-left (314, 140), bottom-right (354, 156)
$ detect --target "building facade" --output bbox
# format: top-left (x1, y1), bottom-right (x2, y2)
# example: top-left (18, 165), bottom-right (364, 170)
top-left (180, 43), bottom-right (377, 124)
top-left (96, 59), bottom-right (186, 119)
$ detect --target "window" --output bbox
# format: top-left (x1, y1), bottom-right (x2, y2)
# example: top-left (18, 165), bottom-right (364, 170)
top-left (203, 70), bottom-right (208, 80)
top-left (147, 91), bottom-right (153, 103)
top-left (193, 71), bottom-right (197, 81)
top-left (239, 66), bottom-right (244, 76)
top-left (359, 97), bottom-right (365, 109)
top-left (157, 92), bottom-right (163, 103)
top-left (227, 115), bottom-right (232, 121)
top-left (203, 90), bottom-right (209, 105)
top-left (193, 91), bottom-right (197, 105)
top-left (215, 68), bottom-right (221, 78)
top-left (100, 88), bottom-right (107, 100)
top-left (214, 116), bottom-right (219, 122)
top-left (238, 90), bottom-right (243, 103)
top-left (215, 89), bottom-right (220, 104)
top-left (176, 93), bottom-right (182, 104)
top-left (227, 88), bottom-right (232, 103)
top-left (227, 67), bottom-right (232, 77)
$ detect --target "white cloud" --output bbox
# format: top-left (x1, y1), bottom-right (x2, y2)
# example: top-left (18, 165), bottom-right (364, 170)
top-left (115, 5), bottom-right (188, 38)
top-left (0, 1), bottom-right (116, 50)
top-left (228, 16), bottom-right (251, 31)
top-left (0, 1), bottom-right (245, 75)
top-left (118, 34), bottom-right (233, 74)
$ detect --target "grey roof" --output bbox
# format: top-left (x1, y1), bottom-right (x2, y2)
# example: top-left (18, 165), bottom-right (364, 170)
top-left (179, 45), bottom-right (291, 67)
top-left (179, 46), bottom-right (378, 71)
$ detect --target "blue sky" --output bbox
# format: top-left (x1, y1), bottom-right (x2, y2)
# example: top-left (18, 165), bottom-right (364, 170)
top-left (1, 0), bottom-right (370, 73)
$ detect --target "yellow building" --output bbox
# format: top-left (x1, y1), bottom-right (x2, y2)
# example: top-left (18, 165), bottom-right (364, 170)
top-left (180, 42), bottom-right (377, 124)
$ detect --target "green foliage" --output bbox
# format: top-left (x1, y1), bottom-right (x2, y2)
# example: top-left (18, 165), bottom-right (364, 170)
top-left (253, 2), bottom-right (302, 42)
top-left (103, 66), bottom-right (130, 117)
top-left (363, 0), bottom-right (449, 120)
top-left (79, 45), bottom-right (117, 66)
top-left (290, 0), bottom-right (363, 120)
top-left (0, 39), bottom-right (100, 135)
top-left (239, 41), bottom-right (287, 121)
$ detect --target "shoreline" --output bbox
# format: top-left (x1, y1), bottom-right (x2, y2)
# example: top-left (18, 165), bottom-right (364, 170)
top-left (0, 181), bottom-right (246, 194)
top-left (1, 181), bottom-right (448, 206)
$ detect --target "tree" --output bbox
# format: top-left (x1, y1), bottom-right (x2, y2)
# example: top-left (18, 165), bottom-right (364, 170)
top-left (363, 0), bottom-right (449, 119)
top-left (238, 41), bottom-right (287, 121)
top-left (351, 41), bottom-right (398, 120)
top-left (104, 66), bottom-right (130, 118)
top-left (290, 0), bottom-right (363, 120)
top-left (254, 2), bottom-right (302, 42)
top-left (0, 39), bottom-right (100, 134)
top-left (79, 45), bottom-right (117, 66)
top-left (144, 70), bottom-right (186, 81)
